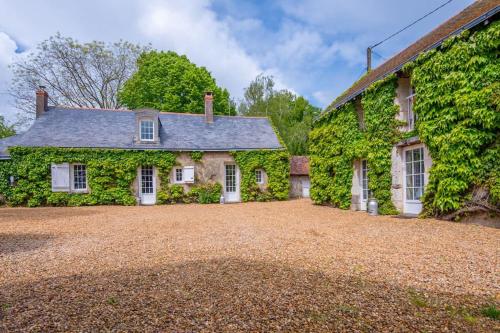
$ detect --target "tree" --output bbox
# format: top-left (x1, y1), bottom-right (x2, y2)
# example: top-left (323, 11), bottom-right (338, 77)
top-left (10, 33), bottom-right (148, 122)
top-left (0, 116), bottom-right (15, 139)
top-left (119, 51), bottom-right (236, 115)
top-left (239, 75), bottom-right (321, 155)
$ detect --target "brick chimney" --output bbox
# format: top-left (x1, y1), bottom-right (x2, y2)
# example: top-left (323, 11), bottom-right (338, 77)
top-left (36, 86), bottom-right (48, 118)
top-left (204, 91), bottom-right (214, 123)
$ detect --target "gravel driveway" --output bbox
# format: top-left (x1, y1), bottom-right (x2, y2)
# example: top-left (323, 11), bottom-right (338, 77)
top-left (0, 200), bottom-right (498, 332)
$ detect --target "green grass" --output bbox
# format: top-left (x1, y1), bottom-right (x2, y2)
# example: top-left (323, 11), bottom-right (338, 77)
top-left (107, 297), bottom-right (118, 306)
top-left (408, 289), bottom-right (428, 308)
top-left (481, 305), bottom-right (499, 320)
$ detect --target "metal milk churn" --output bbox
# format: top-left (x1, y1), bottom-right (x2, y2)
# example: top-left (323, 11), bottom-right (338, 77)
top-left (367, 197), bottom-right (378, 215)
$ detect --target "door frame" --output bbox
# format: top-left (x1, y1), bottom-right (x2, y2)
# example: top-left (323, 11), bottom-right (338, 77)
top-left (359, 159), bottom-right (368, 211)
top-left (224, 163), bottom-right (240, 203)
top-left (139, 166), bottom-right (156, 205)
top-left (403, 145), bottom-right (424, 215)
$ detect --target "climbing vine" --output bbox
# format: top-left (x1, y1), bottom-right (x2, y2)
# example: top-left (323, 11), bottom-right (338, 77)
top-left (309, 75), bottom-right (400, 214)
top-left (0, 147), bottom-right (177, 207)
top-left (310, 21), bottom-right (499, 218)
top-left (406, 21), bottom-right (500, 217)
top-left (189, 151), bottom-right (203, 162)
top-left (231, 150), bottom-right (290, 201)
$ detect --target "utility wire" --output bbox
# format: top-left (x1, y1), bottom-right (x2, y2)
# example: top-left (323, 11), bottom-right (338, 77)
top-left (371, 0), bottom-right (454, 49)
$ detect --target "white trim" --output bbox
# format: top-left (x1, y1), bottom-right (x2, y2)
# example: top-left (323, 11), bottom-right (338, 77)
top-left (173, 167), bottom-right (184, 183)
top-left (255, 169), bottom-right (264, 184)
top-left (139, 166), bottom-right (156, 205)
top-left (70, 164), bottom-right (88, 193)
top-left (140, 119), bottom-right (155, 142)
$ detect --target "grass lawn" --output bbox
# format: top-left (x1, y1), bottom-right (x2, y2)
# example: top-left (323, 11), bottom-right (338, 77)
top-left (0, 199), bottom-right (498, 331)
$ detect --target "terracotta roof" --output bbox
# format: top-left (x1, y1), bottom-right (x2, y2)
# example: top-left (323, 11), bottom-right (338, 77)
top-left (331, 0), bottom-right (499, 110)
top-left (290, 156), bottom-right (309, 176)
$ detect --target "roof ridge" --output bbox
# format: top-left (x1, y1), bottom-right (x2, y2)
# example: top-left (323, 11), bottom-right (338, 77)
top-left (50, 106), bottom-right (269, 119)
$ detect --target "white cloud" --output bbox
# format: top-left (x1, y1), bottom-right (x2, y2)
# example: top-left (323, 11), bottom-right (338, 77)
top-left (137, 0), bottom-right (264, 98)
top-left (0, 32), bottom-right (20, 125)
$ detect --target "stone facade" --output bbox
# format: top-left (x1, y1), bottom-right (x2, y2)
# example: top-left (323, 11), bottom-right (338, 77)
top-left (350, 77), bottom-right (433, 215)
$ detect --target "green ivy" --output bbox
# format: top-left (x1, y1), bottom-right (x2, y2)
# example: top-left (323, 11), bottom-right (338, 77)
top-left (406, 21), bottom-right (500, 216)
top-left (231, 150), bottom-right (290, 201)
top-left (309, 75), bottom-right (400, 214)
top-left (189, 151), bottom-right (203, 162)
top-left (157, 182), bottom-right (222, 204)
top-left (310, 21), bottom-right (499, 217)
top-left (0, 147), bottom-right (177, 207)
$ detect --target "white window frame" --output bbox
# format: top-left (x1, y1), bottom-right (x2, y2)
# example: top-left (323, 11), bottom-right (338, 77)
top-left (361, 160), bottom-right (369, 201)
top-left (173, 167), bottom-right (184, 183)
top-left (70, 164), bottom-right (88, 193)
top-left (172, 166), bottom-right (195, 184)
top-left (255, 169), bottom-right (264, 184)
top-left (406, 92), bottom-right (417, 131)
top-left (51, 163), bottom-right (88, 193)
top-left (140, 119), bottom-right (155, 142)
top-left (404, 147), bottom-right (425, 202)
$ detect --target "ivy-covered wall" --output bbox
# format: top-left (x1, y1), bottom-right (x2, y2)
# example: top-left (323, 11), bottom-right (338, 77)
top-left (309, 76), bottom-right (401, 214)
top-left (0, 147), bottom-right (290, 206)
top-left (231, 150), bottom-right (290, 202)
top-left (0, 147), bottom-right (177, 207)
top-left (407, 21), bottom-right (500, 216)
top-left (309, 21), bottom-right (499, 218)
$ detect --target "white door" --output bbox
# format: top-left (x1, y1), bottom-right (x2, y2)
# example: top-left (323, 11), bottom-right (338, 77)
top-left (301, 178), bottom-right (310, 198)
top-left (224, 164), bottom-right (240, 202)
top-left (404, 147), bottom-right (425, 215)
top-left (360, 160), bottom-right (368, 211)
top-left (140, 166), bottom-right (156, 205)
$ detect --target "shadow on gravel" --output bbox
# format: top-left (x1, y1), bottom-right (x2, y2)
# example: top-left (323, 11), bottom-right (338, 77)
top-left (0, 258), bottom-right (496, 332)
top-left (0, 207), bottom-right (100, 223)
top-left (0, 233), bottom-right (55, 254)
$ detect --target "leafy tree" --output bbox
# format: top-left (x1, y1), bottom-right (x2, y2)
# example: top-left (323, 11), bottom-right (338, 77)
top-left (0, 116), bottom-right (15, 139)
top-left (10, 33), bottom-right (148, 123)
top-left (119, 51), bottom-right (236, 115)
top-left (239, 75), bottom-right (320, 155)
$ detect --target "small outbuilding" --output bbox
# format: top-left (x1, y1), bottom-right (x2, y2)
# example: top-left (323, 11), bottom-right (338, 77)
top-left (290, 156), bottom-right (310, 198)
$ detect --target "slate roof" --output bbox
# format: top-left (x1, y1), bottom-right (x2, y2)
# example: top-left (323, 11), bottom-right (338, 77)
top-left (330, 0), bottom-right (499, 110)
top-left (0, 107), bottom-right (283, 157)
top-left (290, 156), bottom-right (309, 176)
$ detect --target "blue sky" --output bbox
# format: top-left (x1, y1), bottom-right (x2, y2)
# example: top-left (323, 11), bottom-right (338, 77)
top-left (0, 0), bottom-right (474, 124)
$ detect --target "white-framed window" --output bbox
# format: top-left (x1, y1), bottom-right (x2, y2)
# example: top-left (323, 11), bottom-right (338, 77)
top-left (361, 160), bottom-right (369, 201)
top-left (140, 119), bottom-right (154, 141)
top-left (174, 167), bottom-right (183, 183)
top-left (405, 147), bottom-right (425, 201)
top-left (255, 169), bottom-right (264, 184)
top-left (172, 166), bottom-right (195, 184)
top-left (71, 164), bottom-right (87, 191)
top-left (51, 163), bottom-right (88, 193)
top-left (406, 88), bottom-right (417, 131)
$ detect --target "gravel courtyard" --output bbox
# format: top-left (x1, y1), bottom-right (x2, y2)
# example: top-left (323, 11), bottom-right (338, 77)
top-left (0, 199), bottom-right (498, 332)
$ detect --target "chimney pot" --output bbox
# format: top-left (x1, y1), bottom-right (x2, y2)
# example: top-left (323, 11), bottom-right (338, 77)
top-left (36, 87), bottom-right (49, 118)
top-left (204, 91), bottom-right (214, 123)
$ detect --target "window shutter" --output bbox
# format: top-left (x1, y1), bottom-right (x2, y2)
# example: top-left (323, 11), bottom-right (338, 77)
top-left (183, 166), bottom-right (195, 183)
top-left (51, 163), bottom-right (70, 192)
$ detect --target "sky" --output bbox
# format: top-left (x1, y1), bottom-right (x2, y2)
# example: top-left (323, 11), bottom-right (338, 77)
top-left (0, 0), bottom-right (474, 126)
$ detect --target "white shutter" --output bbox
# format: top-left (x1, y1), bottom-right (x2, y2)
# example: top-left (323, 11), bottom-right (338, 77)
top-left (51, 163), bottom-right (70, 192)
top-left (183, 166), bottom-right (195, 183)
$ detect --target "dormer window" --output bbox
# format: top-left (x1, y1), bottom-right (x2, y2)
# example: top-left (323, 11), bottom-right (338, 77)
top-left (140, 119), bottom-right (154, 141)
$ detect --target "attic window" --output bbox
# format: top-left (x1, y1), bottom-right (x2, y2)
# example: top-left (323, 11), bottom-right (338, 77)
top-left (140, 120), bottom-right (154, 141)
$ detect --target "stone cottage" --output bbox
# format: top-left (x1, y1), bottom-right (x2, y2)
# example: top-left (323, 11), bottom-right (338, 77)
top-left (0, 90), bottom-right (287, 205)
